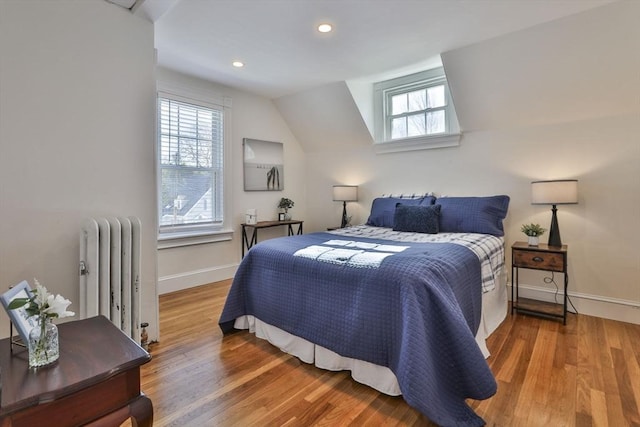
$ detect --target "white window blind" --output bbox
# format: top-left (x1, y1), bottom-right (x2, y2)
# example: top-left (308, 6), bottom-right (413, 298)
top-left (158, 97), bottom-right (224, 234)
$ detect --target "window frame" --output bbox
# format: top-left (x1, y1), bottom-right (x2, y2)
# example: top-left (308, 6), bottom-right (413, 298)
top-left (373, 67), bottom-right (460, 153)
top-left (156, 83), bottom-right (233, 248)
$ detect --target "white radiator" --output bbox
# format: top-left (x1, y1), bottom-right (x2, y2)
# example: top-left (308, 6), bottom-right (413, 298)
top-left (79, 216), bottom-right (142, 343)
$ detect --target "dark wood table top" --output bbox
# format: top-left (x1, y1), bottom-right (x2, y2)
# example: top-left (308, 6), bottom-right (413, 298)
top-left (512, 241), bottom-right (567, 252)
top-left (241, 219), bottom-right (303, 228)
top-left (0, 315), bottom-right (151, 416)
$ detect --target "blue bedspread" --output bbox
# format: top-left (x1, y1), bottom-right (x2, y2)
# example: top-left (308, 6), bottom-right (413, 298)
top-left (219, 232), bottom-right (496, 426)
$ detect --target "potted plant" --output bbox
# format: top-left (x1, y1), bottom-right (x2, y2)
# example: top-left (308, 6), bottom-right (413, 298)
top-left (521, 223), bottom-right (546, 246)
top-left (278, 197), bottom-right (294, 220)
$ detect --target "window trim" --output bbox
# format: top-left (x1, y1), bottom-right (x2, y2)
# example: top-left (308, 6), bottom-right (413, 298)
top-left (157, 228), bottom-right (233, 249)
top-left (372, 133), bottom-right (461, 154)
top-left (156, 81), bottom-right (233, 246)
top-left (373, 67), bottom-right (461, 153)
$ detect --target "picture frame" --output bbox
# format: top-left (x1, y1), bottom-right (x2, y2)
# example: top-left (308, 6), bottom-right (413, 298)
top-left (0, 280), bottom-right (38, 344)
top-left (278, 212), bottom-right (285, 221)
top-left (245, 209), bottom-right (257, 225)
top-left (243, 138), bottom-right (284, 191)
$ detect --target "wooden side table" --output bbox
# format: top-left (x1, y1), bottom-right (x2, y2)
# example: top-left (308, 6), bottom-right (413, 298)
top-left (241, 219), bottom-right (303, 257)
top-left (511, 241), bottom-right (569, 324)
top-left (0, 315), bottom-right (152, 427)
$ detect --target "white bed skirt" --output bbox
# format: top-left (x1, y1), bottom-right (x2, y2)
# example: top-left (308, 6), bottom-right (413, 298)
top-left (233, 271), bottom-right (507, 397)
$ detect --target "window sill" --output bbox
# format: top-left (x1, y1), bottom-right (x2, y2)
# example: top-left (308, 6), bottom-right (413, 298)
top-left (158, 229), bottom-right (233, 249)
top-left (373, 132), bottom-right (461, 154)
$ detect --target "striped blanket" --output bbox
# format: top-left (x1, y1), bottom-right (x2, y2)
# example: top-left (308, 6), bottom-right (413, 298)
top-left (330, 225), bottom-right (505, 292)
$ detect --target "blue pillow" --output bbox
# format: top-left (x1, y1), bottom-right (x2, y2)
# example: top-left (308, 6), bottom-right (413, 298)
top-left (393, 204), bottom-right (441, 234)
top-left (436, 195), bottom-right (510, 236)
top-left (366, 196), bottom-right (436, 228)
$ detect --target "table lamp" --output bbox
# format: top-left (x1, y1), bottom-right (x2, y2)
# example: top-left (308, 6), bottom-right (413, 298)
top-left (531, 179), bottom-right (578, 247)
top-left (333, 185), bottom-right (358, 228)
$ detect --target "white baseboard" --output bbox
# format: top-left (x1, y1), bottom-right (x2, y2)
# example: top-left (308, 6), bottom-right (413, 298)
top-left (509, 283), bottom-right (640, 325)
top-left (158, 263), bottom-right (238, 295)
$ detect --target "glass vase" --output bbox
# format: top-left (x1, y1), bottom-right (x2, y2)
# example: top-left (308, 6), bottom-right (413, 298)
top-left (28, 318), bottom-right (59, 368)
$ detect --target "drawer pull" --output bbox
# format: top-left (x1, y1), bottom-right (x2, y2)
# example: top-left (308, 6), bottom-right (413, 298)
top-left (532, 256), bottom-right (544, 262)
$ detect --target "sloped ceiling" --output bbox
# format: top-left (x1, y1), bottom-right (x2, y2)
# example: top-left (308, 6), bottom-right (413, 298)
top-left (129, 0), bottom-right (623, 153)
top-left (273, 81), bottom-right (373, 153)
top-left (149, 0), bottom-right (617, 100)
top-left (442, 0), bottom-right (640, 132)
top-left (276, 1), bottom-right (636, 152)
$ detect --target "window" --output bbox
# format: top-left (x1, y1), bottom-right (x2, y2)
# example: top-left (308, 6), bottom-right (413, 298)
top-left (373, 67), bottom-right (460, 153)
top-left (157, 94), bottom-right (227, 241)
top-left (388, 85), bottom-right (446, 139)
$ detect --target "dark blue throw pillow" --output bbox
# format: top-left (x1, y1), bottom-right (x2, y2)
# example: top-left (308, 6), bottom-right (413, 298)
top-left (436, 195), bottom-right (510, 236)
top-left (393, 204), bottom-right (441, 234)
top-left (366, 196), bottom-right (436, 228)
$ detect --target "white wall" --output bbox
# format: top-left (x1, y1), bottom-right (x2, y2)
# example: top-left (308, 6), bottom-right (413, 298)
top-left (299, 1), bottom-right (640, 323)
top-left (155, 68), bottom-right (306, 294)
top-left (0, 1), bottom-right (159, 338)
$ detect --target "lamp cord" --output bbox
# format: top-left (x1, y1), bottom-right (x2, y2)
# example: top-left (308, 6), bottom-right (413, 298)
top-left (544, 271), bottom-right (578, 314)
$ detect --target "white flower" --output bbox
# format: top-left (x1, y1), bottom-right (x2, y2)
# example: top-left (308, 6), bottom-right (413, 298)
top-left (33, 280), bottom-right (50, 308)
top-left (9, 279), bottom-right (76, 321)
top-left (44, 294), bottom-right (75, 318)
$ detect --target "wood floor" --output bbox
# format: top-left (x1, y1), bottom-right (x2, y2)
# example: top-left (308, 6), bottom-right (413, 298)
top-left (137, 280), bottom-right (640, 426)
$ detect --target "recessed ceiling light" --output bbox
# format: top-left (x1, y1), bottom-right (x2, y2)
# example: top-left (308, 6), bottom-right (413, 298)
top-left (317, 23), bottom-right (332, 33)
top-left (232, 61), bottom-right (244, 68)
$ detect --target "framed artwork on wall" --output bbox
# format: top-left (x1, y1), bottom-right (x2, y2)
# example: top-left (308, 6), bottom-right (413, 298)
top-left (243, 138), bottom-right (284, 191)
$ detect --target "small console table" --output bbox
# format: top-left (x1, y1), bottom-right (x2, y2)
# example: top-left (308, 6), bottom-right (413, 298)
top-left (241, 219), bottom-right (303, 257)
top-left (0, 315), bottom-right (152, 427)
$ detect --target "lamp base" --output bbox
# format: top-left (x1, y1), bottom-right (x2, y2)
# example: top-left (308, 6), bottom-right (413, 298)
top-left (341, 201), bottom-right (348, 228)
top-left (548, 204), bottom-right (562, 247)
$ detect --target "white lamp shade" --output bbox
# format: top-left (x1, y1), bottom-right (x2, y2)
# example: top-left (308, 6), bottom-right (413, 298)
top-left (531, 180), bottom-right (578, 205)
top-left (333, 185), bottom-right (358, 202)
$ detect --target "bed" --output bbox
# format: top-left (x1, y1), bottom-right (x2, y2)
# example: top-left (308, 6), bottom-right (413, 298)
top-left (219, 194), bottom-right (510, 426)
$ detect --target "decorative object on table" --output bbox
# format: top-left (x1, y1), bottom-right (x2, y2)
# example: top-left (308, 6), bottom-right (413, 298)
top-left (333, 185), bottom-right (358, 228)
top-left (278, 212), bottom-right (285, 221)
top-left (531, 180), bottom-right (578, 247)
top-left (520, 223), bottom-right (546, 246)
top-left (1, 280), bottom-right (39, 346)
top-left (245, 208), bottom-right (257, 225)
top-left (278, 197), bottom-right (294, 220)
top-left (243, 138), bottom-right (284, 191)
top-left (7, 279), bottom-right (75, 368)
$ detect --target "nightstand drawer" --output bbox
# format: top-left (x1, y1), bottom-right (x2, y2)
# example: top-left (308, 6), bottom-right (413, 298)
top-left (513, 250), bottom-right (564, 272)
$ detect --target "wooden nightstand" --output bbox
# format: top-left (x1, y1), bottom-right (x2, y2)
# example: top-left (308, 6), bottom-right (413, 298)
top-left (511, 241), bottom-right (569, 324)
top-left (0, 316), bottom-right (152, 426)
